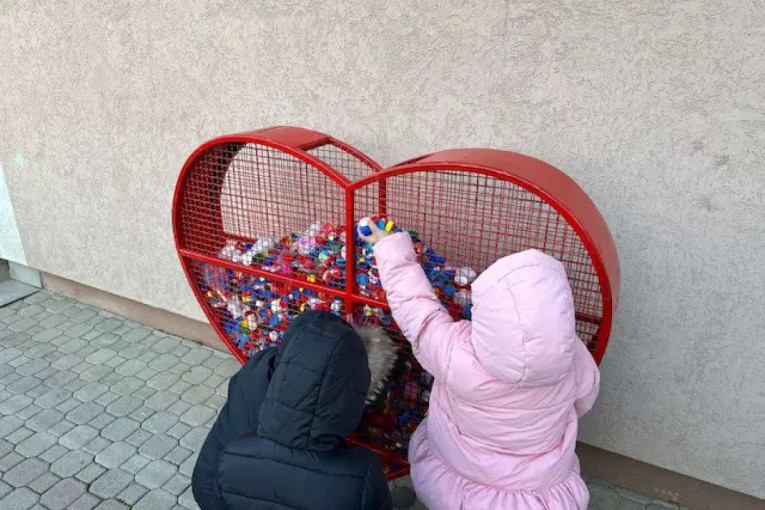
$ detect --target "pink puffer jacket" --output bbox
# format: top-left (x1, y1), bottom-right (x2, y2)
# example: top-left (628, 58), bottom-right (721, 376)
top-left (374, 233), bottom-right (599, 510)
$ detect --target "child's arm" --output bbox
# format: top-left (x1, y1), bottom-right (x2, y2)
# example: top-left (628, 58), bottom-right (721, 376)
top-left (362, 223), bottom-right (459, 380)
top-left (572, 339), bottom-right (600, 417)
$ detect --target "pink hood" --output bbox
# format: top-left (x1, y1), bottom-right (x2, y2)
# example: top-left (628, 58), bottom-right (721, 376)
top-left (374, 234), bottom-right (599, 510)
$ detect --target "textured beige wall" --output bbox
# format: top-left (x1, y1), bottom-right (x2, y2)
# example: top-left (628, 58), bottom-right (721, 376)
top-left (1, 0), bottom-right (763, 498)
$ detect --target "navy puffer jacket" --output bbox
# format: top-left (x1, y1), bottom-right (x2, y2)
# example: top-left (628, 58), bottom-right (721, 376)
top-left (192, 311), bottom-right (392, 510)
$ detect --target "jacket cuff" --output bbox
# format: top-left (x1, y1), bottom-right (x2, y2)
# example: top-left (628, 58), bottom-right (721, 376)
top-left (372, 232), bottom-right (415, 263)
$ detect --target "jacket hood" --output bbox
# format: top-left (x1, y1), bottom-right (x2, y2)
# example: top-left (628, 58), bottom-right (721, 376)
top-left (257, 311), bottom-right (370, 451)
top-left (470, 249), bottom-right (577, 386)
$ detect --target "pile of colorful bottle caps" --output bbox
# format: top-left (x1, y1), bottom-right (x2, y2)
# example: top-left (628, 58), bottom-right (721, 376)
top-left (199, 220), bottom-right (478, 359)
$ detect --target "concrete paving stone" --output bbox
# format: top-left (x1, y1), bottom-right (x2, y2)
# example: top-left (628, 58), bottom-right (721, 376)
top-left (118, 343), bottom-right (149, 360)
top-left (173, 345), bottom-right (191, 358)
top-left (26, 385), bottom-right (51, 401)
top-left (47, 419), bottom-right (76, 437)
top-left (135, 459), bottom-right (176, 490)
top-left (90, 468), bottom-right (133, 499)
top-left (163, 472), bottom-right (191, 496)
top-left (58, 338), bottom-right (88, 354)
top-left (169, 362), bottom-right (191, 375)
top-left (149, 336), bottom-right (182, 353)
top-left (18, 305), bottom-right (45, 318)
top-left (205, 394), bottom-right (226, 410)
top-left (0, 394), bottom-right (33, 414)
top-left (84, 349), bottom-right (117, 366)
top-left (123, 327), bottom-right (152, 343)
top-left (42, 369), bottom-right (78, 388)
top-left (168, 399), bottom-right (192, 417)
top-left (64, 376), bottom-right (89, 391)
top-left (39, 445), bottom-right (68, 464)
top-left (0, 348), bottom-right (23, 364)
top-left (99, 372), bottom-right (123, 387)
top-left (23, 292), bottom-right (50, 305)
top-left (102, 418), bottom-right (139, 442)
top-left (116, 482), bottom-right (148, 505)
top-left (0, 452), bottom-right (25, 473)
top-left (145, 392), bottom-right (180, 414)
top-left (40, 478), bottom-right (86, 510)
top-left (178, 452), bottom-right (197, 478)
top-left (132, 385), bottom-right (156, 401)
top-left (7, 427), bottom-right (34, 445)
top-left (110, 377), bottom-right (144, 397)
top-left (178, 485), bottom-right (199, 510)
top-left (67, 402), bottom-right (105, 425)
top-left (0, 416), bottom-right (24, 437)
top-left (94, 499), bottom-right (128, 510)
top-left (92, 333), bottom-right (119, 349)
top-left (95, 391), bottom-right (120, 407)
top-left (3, 458), bottom-right (48, 487)
top-left (49, 335), bottom-right (73, 347)
top-left (8, 354), bottom-right (32, 367)
top-left (134, 488), bottom-right (176, 510)
top-left (84, 436), bottom-right (112, 455)
top-left (138, 351), bottom-right (156, 362)
top-left (180, 405), bottom-right (216, 427)
top-left (94, 318), bottom-right (123, 333)
top-left (74, 462), bottom-right (106, 484)
top-left (181, 385), bottom-right (215, 406)
top-left (0, 480), bottom-right (9, 498)
top-left (180, 366), bottom-right (212, 386)
top-left (9, 318), bottom-right (37, 333)
top-left (24, 344), bottom-right (57, 360)
top-left (54, 396), bottom-right (81, 414)
top-left (138, 434), bottom-right (177, 460)
top-left (50, 449), bottom-right (92, 477)
top-left (68, 492), bottom-right (101, 510)
top-left (34, 388), bottom-right (72, 409)
top-left (147, 372), bottom-right (180, 391)
top-left (31, 328), bottom-right (61, 343)
top-left (180, 349), bottom-right (212, 366)
top-left (115, 359), bottom-right (147, 378)
top-left (167, 422), bottom-right (191, 441)
top-left (73, 382), bottom-right (109, 402)
top-left (15, 359), bottom-right (48, 377)
top-left (16, 406), bottom-right (42, 425)
top-left (129, 406), bottom-right (154, 423)
top-left (135, 367), bottom-right (159, 382)
top-left (215, 379), bottom-right (228, 397)
top-left (15, 432), bottom-right (57, 457)
top-left (106, 396), bottom-right (142, 417)
top-left (80, 365), bottom-right (112, 382)
top-left (69, 309), bottom-right (98, 324)
top-left (168, 380), bottom-right (192, 396)
top-left (41, 351), bottom-right (64, 364)
top-left (164, 445), bottom-right (192, 466)
top-left (0, 373), bottom-right (20, 388)
top-left (126, 428), bottom-right (153, 448)
top-left (213, 358), bottom-right (240, 378)
top-left (29, 471), bottom-right (60, 494)
top-left (95, 442), bottom-right (136, 469)
top-left (0, 487), bottom-right (39, 510)
top-left (64, 322), bottom-right (95, 338)
top-left (90, 413), bottom-right (116, 430)
top-left (0, 442), bottom-right (12, 459)
top-left (105, 356), bottom-right (126, 368)
top-left (142, 411), bottom-right (178, 435)
top-left (120, 454), bottom-right (150, 475)
top-left (179, 427), bottom-right (208, 451)
top-left (148, 354), bottom-right (180, 372)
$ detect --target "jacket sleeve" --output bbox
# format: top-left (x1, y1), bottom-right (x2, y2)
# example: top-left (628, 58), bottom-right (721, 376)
top-left (361, 458), bottom-right (393, 510)
top-left (191, 351), bottom-right (273, 510)
top-left (572, 339), bottom-right (600, 418)
top-left (373, 232), bottom-right (459, 380)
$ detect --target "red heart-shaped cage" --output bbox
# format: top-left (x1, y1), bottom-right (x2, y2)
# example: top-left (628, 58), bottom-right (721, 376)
top-left (172, 126), bottom-right (620, 478)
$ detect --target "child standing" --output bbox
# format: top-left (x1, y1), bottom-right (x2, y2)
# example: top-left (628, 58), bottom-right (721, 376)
top-left (360, 221), bottom-right (600, 510)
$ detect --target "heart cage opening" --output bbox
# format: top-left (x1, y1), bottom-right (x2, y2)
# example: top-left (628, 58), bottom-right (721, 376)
top-left (172, 126), bottom-right (620, 479)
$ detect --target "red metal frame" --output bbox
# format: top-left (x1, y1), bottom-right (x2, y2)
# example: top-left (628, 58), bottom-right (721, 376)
top-left (172, 127), bottom-right (620, 478)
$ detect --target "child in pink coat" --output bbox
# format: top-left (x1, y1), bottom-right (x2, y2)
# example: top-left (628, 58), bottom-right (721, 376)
top-left (360, 221), bottom-right (600, 510)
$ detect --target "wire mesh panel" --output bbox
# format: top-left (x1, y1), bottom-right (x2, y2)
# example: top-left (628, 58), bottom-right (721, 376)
top-left (174, 131), bottom-right (619, 480)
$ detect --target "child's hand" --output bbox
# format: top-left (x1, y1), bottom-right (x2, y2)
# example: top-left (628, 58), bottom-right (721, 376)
top-left (358, 218), bottom-right (391, 245)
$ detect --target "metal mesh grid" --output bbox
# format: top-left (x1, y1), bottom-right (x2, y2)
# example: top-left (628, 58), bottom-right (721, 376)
top-left (353, 170), bottom-right (603, 350)
top-left (308, 142), bottom-right (378, 182)
top-left (179, 143), bottom-right (346, 256)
